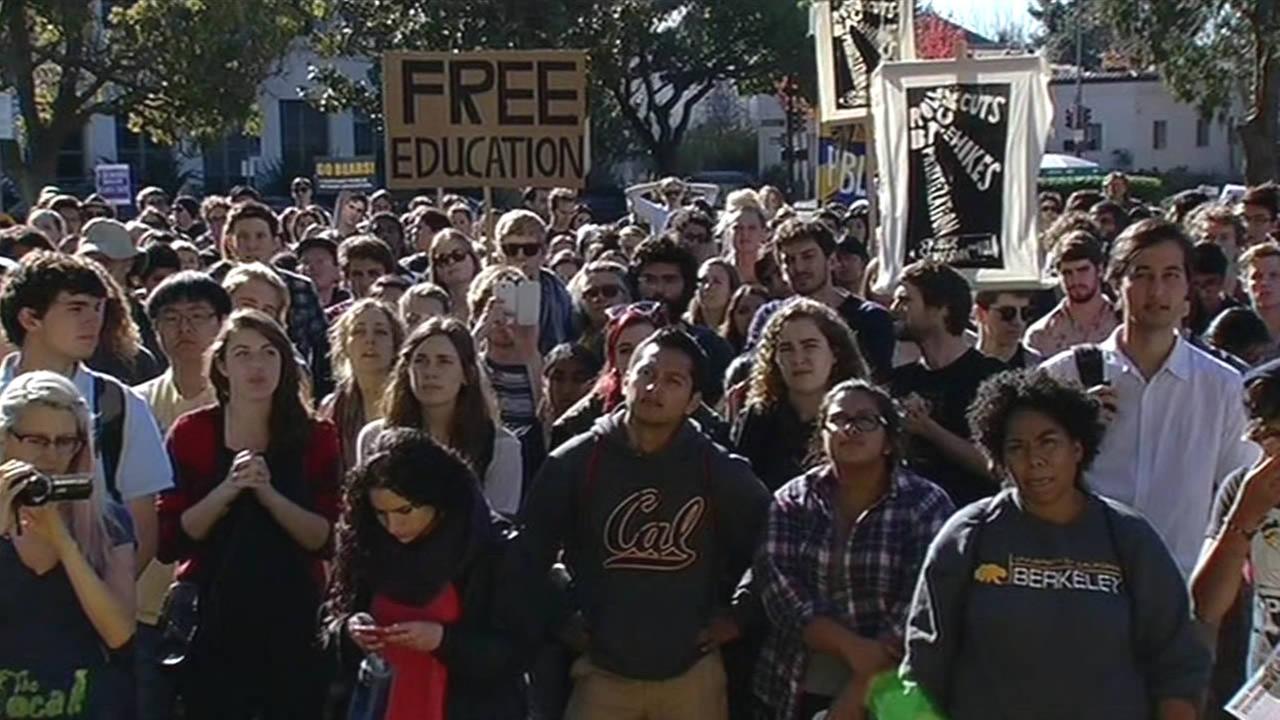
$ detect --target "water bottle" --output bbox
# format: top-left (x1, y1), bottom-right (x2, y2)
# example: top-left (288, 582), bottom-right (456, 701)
top-left (348, 613), bottom-right (393, 720)
top-left (865, 670), bottom-right (946, 720)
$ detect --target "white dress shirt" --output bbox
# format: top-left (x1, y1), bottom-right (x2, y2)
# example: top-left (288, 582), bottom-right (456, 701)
top-left (1041, 329), bottom-right (1259, 577)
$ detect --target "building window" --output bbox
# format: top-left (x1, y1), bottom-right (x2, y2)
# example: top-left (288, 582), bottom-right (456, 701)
top-left (1196, 117), bottom-right (1210, 147)
top-left (55, 130), bottom-right (85, 186)
top-left (279, 99), bottom-right (328, 182)
top-left (116, 121), bottom-right (175, 190)
top-left (353, 111), bottom-right (377, 157)
top-left (1153, 120), bottom-right (1167, 150)
top-left (203, 132), bottom-right (261, 194)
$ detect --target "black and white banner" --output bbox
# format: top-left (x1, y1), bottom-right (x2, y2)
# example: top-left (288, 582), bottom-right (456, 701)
top-left (871, 56), bottom-right (1052, 289)
top-left (815, 0), bottom-right (914, 123)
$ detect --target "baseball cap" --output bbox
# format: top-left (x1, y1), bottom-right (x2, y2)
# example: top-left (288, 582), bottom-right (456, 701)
top-left (78, 218), bottom-right (139, 260)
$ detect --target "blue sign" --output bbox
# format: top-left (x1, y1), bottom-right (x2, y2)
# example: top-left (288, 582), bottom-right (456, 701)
top-left (94, 164), bottom-right (132, 206)
top-left (816, 124), bottom-right (869, 207)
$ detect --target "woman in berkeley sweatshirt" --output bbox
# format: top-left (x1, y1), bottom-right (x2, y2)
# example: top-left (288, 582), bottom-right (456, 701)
top-left (903, 370), bottom-right (1210, 720)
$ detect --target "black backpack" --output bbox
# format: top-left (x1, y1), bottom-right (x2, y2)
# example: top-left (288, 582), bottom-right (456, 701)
top-left (92, 373), bottom-right (127, 503)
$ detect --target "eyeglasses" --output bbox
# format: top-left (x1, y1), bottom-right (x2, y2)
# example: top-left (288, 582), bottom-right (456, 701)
top-left (605, 300), bottom-right (667, 323)
top-left (583, 285), bottom-right (622, 302)
top-left (8, 430), bottom-right (84, 456)
top-left (994, 306), bottom-right (1035, 323)
top-left (432, 249), bottom-right (470, 267)
top-left (824, 414), bottom-right (885, 435)
top-left (502, 243), bottom-right (544, 258)
top-left (157, 310), bottom-right (218, 331)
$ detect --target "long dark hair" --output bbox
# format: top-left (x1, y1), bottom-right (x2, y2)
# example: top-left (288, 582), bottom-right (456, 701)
top-left (381, 317), bottom-right (498, 477)
top-left (326, 428), bottom-right (478, 621)
top-left (208, 309), bottom-right (314, 452)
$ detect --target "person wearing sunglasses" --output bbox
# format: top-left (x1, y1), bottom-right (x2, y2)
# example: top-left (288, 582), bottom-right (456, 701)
top-left (973, 290), bottom-right (1044, 369)
top-left (495, 210), bottom-right (577, 355)
top-left (568, 261), bottom-right (631, 360)
top-left (753, 379), bottom-right (952, 720)
top-left (425, 229), bottom-right (480, 325)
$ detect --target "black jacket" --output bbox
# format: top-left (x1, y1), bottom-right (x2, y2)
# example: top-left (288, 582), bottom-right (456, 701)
top-left (323, 517), bottom-right (547, 720)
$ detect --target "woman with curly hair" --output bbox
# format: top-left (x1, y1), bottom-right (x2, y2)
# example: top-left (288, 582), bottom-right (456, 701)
top-left (320, 298), bottom-right (406, 471)
top-left (903, 370), bottom-right (1210, 720)
top-left (731, 299), bottom-right (867, 491)
top-left (322, 428), bottom-right (538, 720)
top-left (754, 379), bottom-right (953, 720)
top-left (356, 317), bottom-right (522, 515)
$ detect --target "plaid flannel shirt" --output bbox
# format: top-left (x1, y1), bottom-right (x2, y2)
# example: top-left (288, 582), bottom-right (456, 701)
top-left (753, 465), bottom-right (954, 719)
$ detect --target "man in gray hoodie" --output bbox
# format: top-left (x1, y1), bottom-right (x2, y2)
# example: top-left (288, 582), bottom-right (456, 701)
top-left (517, 327), bottom-right (770, 720)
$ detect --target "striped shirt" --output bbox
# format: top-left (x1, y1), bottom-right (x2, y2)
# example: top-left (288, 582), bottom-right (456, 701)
top-left (485, 358), bottom-right (537, 433)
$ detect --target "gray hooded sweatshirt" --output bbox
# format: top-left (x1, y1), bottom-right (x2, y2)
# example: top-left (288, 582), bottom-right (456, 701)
top-left (516, 409), bottom-right (770, 680)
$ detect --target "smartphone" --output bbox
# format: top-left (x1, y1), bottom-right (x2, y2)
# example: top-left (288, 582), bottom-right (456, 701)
top-left (494, 278), bottom-right (541, 326)
top-left (1075, 345), bottom-right (1107, 388)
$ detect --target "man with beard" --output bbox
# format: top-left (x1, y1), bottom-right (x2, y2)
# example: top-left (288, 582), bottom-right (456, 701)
top-left (1025, 231), bottom-right (1119, 356)
top-left (632, 235), bottom-right (734, 405)
top-left (888, 260), bottom-right (1005, 505)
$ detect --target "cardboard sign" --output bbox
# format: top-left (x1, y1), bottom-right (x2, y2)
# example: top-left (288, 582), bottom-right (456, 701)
top-left (871, 55), bottom-right (1054, 289)
top-left (94, 164), bottom-right (132, 206)
top-left (816, 123), bottom-right (871, 206)
top-left (314, 156), bottom-right (377, 193)
top-left (815, 0), bottom-right (915, 124)
top-left (382, 50), bottom-right (589, 190)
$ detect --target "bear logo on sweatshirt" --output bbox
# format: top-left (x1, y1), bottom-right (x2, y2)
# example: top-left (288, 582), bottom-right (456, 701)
top-left (974, 563), bottom-right (1008, 584)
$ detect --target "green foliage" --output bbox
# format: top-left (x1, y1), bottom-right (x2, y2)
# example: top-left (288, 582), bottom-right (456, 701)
top-left (673, 124), bottom-right (757, 176)
top-left (1090, 0), bottom-right (1276, 181)
top-left (1028, 0), bottom-right (1113, 68)
top-left (0, 0), bottom-right (319, 203)
top-left (1038, 173), bottom-right (1164, 202)
top-left (307, 0), bottom-right (812, 176)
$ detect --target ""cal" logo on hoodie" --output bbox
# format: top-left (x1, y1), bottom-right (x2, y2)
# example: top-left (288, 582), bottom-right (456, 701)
top-left (602, 488), bottom-right (705, 571)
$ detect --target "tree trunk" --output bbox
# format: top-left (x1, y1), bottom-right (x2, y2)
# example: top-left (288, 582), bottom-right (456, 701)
top-left (11, 141), bottom-right (59, 209)
top-left (1242, 8), bottom-right (1280, 185)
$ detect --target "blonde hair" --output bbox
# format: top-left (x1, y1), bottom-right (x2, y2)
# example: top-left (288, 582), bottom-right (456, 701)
top-left (495, 209), bottom-right (547, 245)
top-left (0, 371), bottom-right (117, 570)
top-left (1240, 241), bottom-right (1280, 274)
top-left (222, 262), bottom-right (290, 324)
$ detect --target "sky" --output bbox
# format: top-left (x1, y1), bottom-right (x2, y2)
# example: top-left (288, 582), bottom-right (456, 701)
top-left (925, 0), bottom-right (1038, 38)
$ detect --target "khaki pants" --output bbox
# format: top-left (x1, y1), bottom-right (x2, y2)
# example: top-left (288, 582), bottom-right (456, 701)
top-left (564, 652), bottom-right (729, 720)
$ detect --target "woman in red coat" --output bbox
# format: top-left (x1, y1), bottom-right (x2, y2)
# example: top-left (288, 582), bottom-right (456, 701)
top-left (157, 309), bottom-right (341, 720)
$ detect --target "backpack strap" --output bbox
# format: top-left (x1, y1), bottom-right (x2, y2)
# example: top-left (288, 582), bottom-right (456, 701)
top-left (92, 374), bottom-right (126, 504)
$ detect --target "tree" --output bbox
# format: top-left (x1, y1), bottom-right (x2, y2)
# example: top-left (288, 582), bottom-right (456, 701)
top-left (306, 0), bottom-right (812, 179)
top-left (0, 0), bottom-right (318, 204)
top-left (1096, 0), bottom-right (1276, 183)
top-left (1028, 0), bottom-right (1113, 69)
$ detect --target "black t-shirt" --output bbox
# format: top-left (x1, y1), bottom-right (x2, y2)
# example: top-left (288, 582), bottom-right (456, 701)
top-left (890, 348), bottom-right (1007, 505)
top-left (834, 295), bottom-right (896, 381)
top-left (731, 401), bottom-right (815, 492)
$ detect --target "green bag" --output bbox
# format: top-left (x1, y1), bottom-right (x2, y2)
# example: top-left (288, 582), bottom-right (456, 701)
top-left (865, 670), bottom-right (946, 720)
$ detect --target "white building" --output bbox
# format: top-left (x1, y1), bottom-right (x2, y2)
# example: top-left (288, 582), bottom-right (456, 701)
top-left (1047, 69), bottom-right (1241, 178)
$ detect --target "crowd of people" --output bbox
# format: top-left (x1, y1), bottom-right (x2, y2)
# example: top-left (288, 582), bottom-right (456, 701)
top-left (0, 170), bottom-right (1278, 719)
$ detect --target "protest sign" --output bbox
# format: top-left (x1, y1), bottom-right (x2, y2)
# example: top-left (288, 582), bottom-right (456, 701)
top-left (314, 156), bottom-right (377, 193)
top-left (94, 164), bottom-right (133, 206)
top-left (870, 55), bottom-right (1053, 289)
top-left (816, 123), bottom-right (871, 206)
top-left (382, 50), bottom-right (589, 190)
top-left (815, 0), bottom-right (915, 124)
